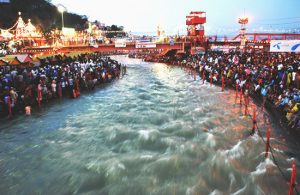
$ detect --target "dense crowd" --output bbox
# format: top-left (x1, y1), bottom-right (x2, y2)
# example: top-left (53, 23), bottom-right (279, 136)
top-left (143, 51), bottom-right (300, 130)
top-left (3, 49), bottom-right (300, 129)
top-left (0, 41), bottom-right (24, 56)
top-left (0, 42), bottom-right (10, 57)
top-left (0, 53), bottom-right (126, 117)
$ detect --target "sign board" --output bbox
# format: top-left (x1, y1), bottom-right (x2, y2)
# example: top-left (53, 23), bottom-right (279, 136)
top-left (211, 45), bottom-right (237, 53)
top-left (135, 42), bottom-right (156, 49)
top-left (241, 38), bottom-right (246, 46)
top-left (169, 39), bottom-right (175, 46)
top-left (115, 39), bottom-right (126, 48)
top-left (270, 40), bottom-right (300, 52)
top-left (191, 47), bottom-right (205, 55)
top-left (62, 27), bottom-right (75, 37)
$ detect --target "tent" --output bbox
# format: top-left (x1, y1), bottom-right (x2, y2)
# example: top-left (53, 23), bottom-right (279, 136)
top-left (9, 57), bottom-right (22, 66)
top-left (16, 54), bottom-right (33, 63)
top-left (0, 59), bottom-right (8, 66)
top-left (32, 56), bottom-right (41, 67)
top-left (0, 30), bottom-right (14, 40)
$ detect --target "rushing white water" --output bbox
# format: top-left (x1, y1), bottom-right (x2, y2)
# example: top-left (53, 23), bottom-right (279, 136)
top-left (0, 56), bottom-right (299, 195)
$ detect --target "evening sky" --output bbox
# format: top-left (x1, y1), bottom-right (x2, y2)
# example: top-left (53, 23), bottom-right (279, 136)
top-left (52, 0), bottom-right (300, 36)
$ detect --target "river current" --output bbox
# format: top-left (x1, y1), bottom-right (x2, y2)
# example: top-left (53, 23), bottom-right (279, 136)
top-left (0, 56), bottom-right (299, 195)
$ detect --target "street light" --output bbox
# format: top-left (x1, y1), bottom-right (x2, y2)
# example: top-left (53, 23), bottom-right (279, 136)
top-left (57, 4), bottom-right (66, 29)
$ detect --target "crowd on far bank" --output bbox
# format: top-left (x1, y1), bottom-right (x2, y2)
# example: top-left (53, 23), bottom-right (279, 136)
top-left (139, 51), bottom-right (300, 130)
top-left (0, 53), bottom-right (126, 118)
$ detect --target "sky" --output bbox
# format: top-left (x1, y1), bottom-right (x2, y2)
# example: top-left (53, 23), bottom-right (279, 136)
top-left (52, 0), bottom-right (300, 36)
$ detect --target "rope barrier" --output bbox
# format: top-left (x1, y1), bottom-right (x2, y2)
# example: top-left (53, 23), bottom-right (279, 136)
top-left (190, 70), bottom-right (299, 194)
top-left (244, 95), bottom-right (299, 194)
top-left (234, 94), bottom-right (299, 194)
top-left (255, 121), bottom-right (299, 195)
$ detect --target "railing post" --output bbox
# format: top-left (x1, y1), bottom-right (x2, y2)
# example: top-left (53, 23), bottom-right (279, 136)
top-left (7, 96), bottom-right (12, 118)
top-left (235, 83), bottom-right (239, 101)
top-left (244, 92), bottom-right (249, 115)
top-left (37, 85), bottom-right (42, 108)
top-left (251, 105), bottom-right (257, 135)
top-left (240, 87), bottom-right (243, 106)
top-left (221, 76), bottom-right (225, 91)
top-left (265, 122), bottom-right (271, 159)
top-left (288, 160), bottom-right (296, 195)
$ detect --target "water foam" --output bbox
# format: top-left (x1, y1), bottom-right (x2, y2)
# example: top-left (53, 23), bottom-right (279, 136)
top-left (229, 173), bottom-right (237, 192)
top-left (232, 184), bottom-right (247, 195)
top-left (209, 189), bottom-right (223, 195)
top-left (140, 155), bottom-right (154, 160)
top-left (105, 161), bottom-right (126, 178)
top-left (224, 141), bottom-right (244, 159)
top-left (205, 133), bottom-right (216, 148)
top-left (138, 130), bottom-right (151, 140)
top-left (251, 158), bottom-right (275, 176)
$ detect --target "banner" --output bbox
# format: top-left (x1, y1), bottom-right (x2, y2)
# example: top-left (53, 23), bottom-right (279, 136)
top-left (270, 40), bottom-right (300, 52)
top-left (135, 42), bottom-right (156, 49)
top-left (169, 39), bottom-right (174, 46)
top-left (211, 45), bottom-right (240, 53)
top-left (191, 47), bottom-right (205, 55)
top-left (115, 39), bottom-right (126, 48)
top-left (62, 28), bottom-right (75, 37)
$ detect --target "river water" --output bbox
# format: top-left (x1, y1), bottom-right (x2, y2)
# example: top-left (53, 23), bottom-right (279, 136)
top-left (0, 56), bottom-right (299, 195)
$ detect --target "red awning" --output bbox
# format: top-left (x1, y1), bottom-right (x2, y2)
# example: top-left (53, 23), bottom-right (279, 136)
top-left (16, 54), bottom-right (33, 63)
top-left (9, 57), bottom-right (22, 66)
top-left (0, 59), bottom-right (8, 66)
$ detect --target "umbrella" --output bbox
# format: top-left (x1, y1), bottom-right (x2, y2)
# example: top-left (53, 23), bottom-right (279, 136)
top-left (245, 69), bottom-right (251, 75)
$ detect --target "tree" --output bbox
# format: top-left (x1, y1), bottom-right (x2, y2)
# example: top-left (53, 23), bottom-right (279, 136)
top-left (0, 0), bottom-right (88, 33)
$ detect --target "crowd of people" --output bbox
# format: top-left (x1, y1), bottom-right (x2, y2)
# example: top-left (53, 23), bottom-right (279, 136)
top-left (2, 49), bottom-right (300, 130)
top-left (0, 41), bottom-right (25, 57)
top-left (0, 53), bottom-right (126, 118)
top-left (141, 51), bottom-right (300, 130)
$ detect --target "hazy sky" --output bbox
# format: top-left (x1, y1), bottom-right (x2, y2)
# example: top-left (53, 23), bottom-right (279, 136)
top-left (52, 0), bottom-right (300, 35)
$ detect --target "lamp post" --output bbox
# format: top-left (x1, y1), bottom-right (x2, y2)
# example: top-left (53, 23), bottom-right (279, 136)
top-left (57, 4), bottom-right (66, 30)
top-left (238, 17), bottom-right (249, 52)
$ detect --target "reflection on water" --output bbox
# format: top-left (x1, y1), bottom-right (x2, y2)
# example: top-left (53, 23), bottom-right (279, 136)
top-left (0, 56), bottom-right (299, 195)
